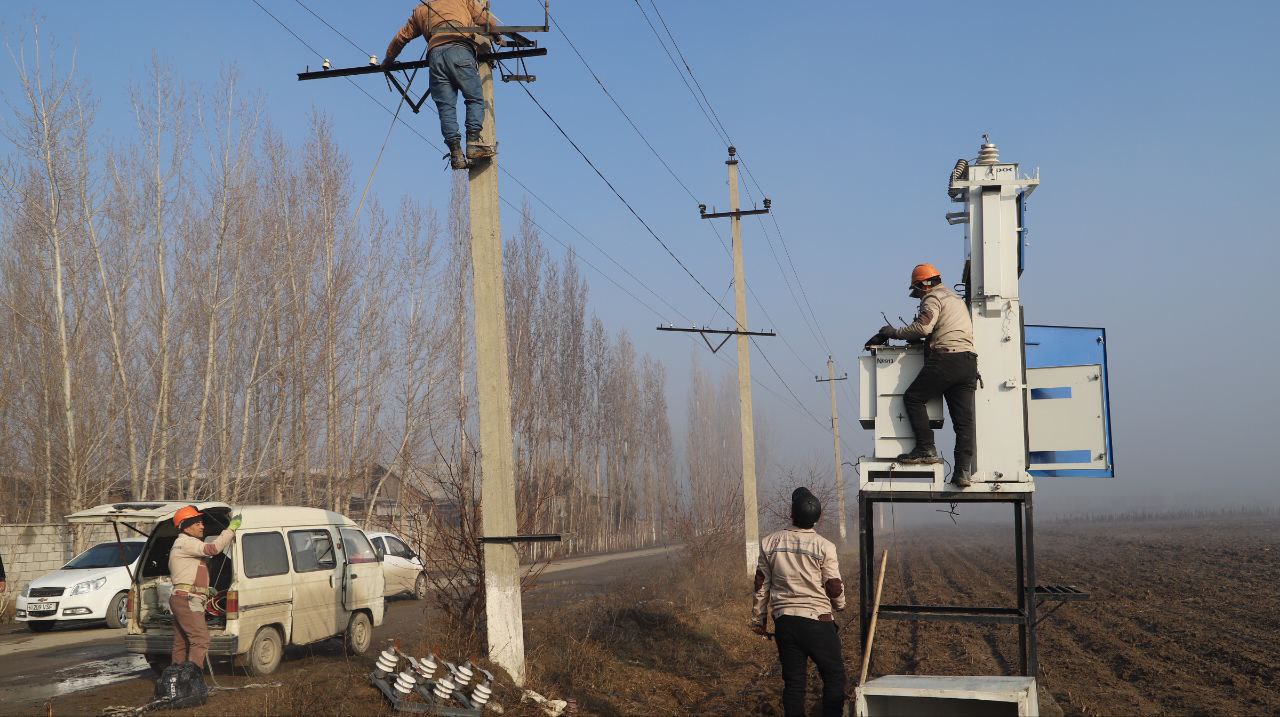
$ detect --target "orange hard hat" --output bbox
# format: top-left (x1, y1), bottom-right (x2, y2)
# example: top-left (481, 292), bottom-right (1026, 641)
top-left (173, 505), bottom-right (202, 529)
top-left (911, 263), bottom-right (942, 285)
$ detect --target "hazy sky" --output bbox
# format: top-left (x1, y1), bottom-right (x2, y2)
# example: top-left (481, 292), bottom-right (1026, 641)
top-left (3, 1), bottom-right (1276, 514)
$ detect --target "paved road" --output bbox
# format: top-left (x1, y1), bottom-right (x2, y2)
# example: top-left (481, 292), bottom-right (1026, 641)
top-left (0, 545), bottom-right (678, 709)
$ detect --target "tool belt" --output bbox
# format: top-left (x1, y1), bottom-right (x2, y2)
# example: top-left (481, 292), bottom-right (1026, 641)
top-left (172, 583), bottom-right (215, 597)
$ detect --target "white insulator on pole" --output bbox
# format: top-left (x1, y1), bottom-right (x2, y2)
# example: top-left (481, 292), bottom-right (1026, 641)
top-left (455, 662), bottom-right (474, 686)
top-left (433, 676), bottom-right (458, 701)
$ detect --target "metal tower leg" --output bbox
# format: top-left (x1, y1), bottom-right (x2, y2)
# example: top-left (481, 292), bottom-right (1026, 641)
top-left (1014, 500), bottom-right (1027, 676)
top-left (1025, 493), bottom-right (1039, 677)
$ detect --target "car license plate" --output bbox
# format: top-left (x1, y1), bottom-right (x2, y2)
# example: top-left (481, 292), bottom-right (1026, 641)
top-left (28, 602), bottom-right (57, 614)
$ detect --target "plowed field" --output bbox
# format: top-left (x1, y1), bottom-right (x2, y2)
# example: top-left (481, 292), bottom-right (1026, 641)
top-left (866, 513), bottom-right (1280, 716)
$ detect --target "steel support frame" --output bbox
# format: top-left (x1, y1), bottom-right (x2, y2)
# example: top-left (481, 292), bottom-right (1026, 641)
top-left (858, 490), bottom-right (1038, 677)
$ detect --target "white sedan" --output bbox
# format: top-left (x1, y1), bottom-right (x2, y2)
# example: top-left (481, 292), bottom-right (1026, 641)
top-left (16, 538), bottom-right (145, 632)
top-left (367, 532), bottom-right (428, 600)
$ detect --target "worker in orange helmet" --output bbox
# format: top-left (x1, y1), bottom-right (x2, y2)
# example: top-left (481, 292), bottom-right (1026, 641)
top-left (866, 263), bottom-right (977, 488)
top-left (168, 506), bottom-right (239, 670)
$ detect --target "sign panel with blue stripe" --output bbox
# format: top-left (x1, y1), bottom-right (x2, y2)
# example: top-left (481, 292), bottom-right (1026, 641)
top-left (1024, 325), bottom-right (1114, 478)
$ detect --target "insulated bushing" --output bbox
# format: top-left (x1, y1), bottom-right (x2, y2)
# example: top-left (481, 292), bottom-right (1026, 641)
top-left (414, 655), bottom-right (438, 680)
top-left (374, 649), bottom-right (399, 676)
top-left (393, 671), bottom-right (417, 696)
top-left (455, 663), bottom-right (474, 686)
top-left (433, 676), bottom-right (457, 701)
top-left (471, 682), bottom-right (492, 706)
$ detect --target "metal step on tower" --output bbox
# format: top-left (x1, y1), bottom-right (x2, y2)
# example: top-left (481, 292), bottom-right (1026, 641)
top-left (854, 138), bottom-right (1116, 716)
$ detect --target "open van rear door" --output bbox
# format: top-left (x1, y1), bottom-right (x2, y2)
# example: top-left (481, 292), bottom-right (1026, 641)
top-left (67, 501), bottom-right (231, 524)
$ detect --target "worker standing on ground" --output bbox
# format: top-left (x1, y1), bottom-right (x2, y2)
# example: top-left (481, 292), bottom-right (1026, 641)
top-left (866, 263), bottom-right (977, 487)
top-left (169, 506), bottom-right (239, 669)
top-left (751, 488), bottom-right (847, 717)
top-left (383, 0), bottom-right (500, 170)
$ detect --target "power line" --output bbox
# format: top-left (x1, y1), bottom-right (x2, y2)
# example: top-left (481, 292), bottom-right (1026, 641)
top-left (510, 79), bottom-right (845, 435)
top-left (507, 74), bottom-right (740, 327)
top-left (251, 0), bottom-right (843, 436)
top-left (292, 0), bottom-right (369, 57)
top-left (628, 0), bottom-right (839, 359)
top-left (540, 2), bottom-right (833, 387)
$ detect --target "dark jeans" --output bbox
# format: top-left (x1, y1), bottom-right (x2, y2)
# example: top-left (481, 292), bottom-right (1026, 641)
top-left (774, 615), bottom-right (846, 717)
top-left (428, 42), bottom-right (485, 145)
top-left (903, 350), bottom-right (977, 472)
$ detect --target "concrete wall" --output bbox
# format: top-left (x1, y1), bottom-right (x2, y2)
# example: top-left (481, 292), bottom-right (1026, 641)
top-left (0, 523), bottom-right (123, 594)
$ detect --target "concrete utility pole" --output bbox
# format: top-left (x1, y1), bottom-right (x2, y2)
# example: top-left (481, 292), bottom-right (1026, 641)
top-left (726, 149), bottom-right (760, 576)
top-left (816, 357), bottom-right (848, 543)
top-left (469, 61), bottom-right (525, 686)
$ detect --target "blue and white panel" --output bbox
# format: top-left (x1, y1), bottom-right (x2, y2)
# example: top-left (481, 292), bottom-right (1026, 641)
top-left (1024, 325), bottom-right (1114, 478)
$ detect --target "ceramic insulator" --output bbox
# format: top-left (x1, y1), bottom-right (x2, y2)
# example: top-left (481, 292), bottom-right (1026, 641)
top-left (471, 682), bottom-right (492, 706)
top-left (433, 676), bottom-right (457, 701)
top-left (375, 649), bottom-right (399, 675)
top-left (393, 671), bottom-right (417, 695)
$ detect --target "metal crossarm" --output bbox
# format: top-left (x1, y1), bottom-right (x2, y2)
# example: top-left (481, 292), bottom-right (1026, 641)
top-left (297, 48), bottom-right (548, 81)
top-left (656, 325), bottom-right (777, 354)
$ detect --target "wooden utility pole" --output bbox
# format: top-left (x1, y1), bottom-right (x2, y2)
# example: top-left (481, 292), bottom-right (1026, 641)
top-left (469, 61), bottom-right (526, 687)
top-left (815, 357), bottom-right (848, 543)
top-left (727, 148), bottom-right (760, 576)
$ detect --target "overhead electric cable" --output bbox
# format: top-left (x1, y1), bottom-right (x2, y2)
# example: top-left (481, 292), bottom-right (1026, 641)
top-left (628, 0), bottom-right (839, 358)
top-left (250, 1), bottom-right (843, 434)
top-left (507, 75), bottom-right (741, 327)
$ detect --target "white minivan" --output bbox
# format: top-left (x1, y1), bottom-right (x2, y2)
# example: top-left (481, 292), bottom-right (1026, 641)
top-left (67, 502), bottom-right (385, 676)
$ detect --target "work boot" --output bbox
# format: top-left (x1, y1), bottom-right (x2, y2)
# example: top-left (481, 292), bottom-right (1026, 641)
top-left (466, 132), bottom-right (496, 162)
top-left (896, 445), bottom-right (941, 464)
top-left (445, 140), bottom-right (468, 170)
top-left (951, 467), bottom-right (973, 488)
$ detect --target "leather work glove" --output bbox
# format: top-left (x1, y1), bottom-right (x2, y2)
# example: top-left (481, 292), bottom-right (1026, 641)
top-left (878, 324), bottom-right (898, 339)
top-left (226, 515), bottom-right (242, 532)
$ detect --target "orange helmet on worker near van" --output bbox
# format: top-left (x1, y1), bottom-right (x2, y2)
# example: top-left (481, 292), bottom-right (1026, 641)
top-left (173, 505), bottom-right (202, 529)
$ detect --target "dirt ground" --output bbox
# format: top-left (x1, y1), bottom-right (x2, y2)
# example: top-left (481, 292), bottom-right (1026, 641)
top-left (25, 513), bottom-right (1280, 716)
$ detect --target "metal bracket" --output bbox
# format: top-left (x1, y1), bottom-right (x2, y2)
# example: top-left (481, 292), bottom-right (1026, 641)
top-left (479, 534), bottom-right (562, 544)
top-left (656, 325), bottom-right (776, 353)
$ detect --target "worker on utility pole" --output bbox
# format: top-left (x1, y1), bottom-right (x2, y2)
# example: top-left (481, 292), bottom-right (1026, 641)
top-left (383, 0), bottom-right (500, 170)
top-left (751, 488), bottom-right (847, 717)
top-left (866, 263), bottom-right (977, 487)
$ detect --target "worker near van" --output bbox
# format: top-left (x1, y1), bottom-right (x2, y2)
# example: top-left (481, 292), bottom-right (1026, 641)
top-left (169, 506), bottom-right (240, 669)
top-left (751, 488), bottom-right (847, 717)
top-left (383, 0), bottom-right (500, 170)
top-left (866, 263), bottom-right (977, 488)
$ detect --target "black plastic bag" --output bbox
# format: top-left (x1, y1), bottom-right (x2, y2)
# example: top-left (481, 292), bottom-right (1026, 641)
top-left (154, 661), bottom-right (209, 709)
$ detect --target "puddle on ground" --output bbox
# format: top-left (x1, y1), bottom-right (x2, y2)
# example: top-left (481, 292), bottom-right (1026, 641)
top-left (1, 654), bottom-right (149, 703)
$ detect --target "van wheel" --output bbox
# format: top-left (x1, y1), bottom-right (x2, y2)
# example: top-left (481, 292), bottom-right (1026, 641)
top-left (105, 591), bottom-right (129, 629)
top-left (146, 655), bottom-right (170, 675)
top-left (25, 621), bottom-right (56, 633)
top-left (344, 612), bottom-right (372, 656)
top-left (413, 573), bottom-right (429, 600)
top-left (240, 626), bottom-right (283, 676)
